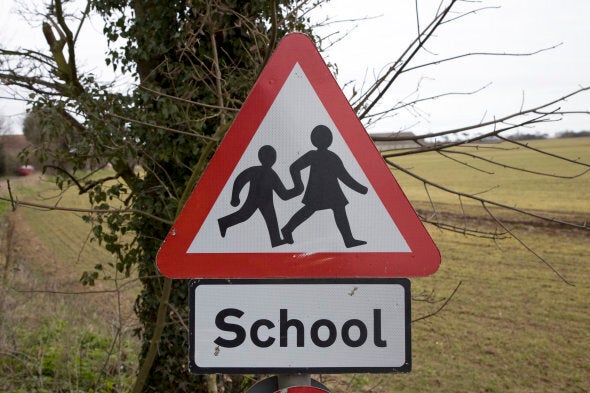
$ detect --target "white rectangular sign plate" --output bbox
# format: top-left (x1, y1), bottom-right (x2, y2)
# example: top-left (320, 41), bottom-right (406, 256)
top-left (189, 279), bottom-right (411, 374)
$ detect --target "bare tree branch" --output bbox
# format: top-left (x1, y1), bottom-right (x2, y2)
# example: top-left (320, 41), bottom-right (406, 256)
top-left (366, 83), bottom-right (492, 121)
top-left (437, 150), bottom-right (496, 175)
top-left (413, 281), bottom-right (462, 322)
top-left (0, 194), bottom-right (173, 226)
top-left (355, 0), bottom-right (458, 117)
top-left (402, 44), bottom-right (562, 74)
top-left (383, 111), bottom-right (552, 158)
top-left (103, 111), bottom-right (219, 142)
top-left (138, 84), bottom-right (239, 112)
top-left (385, 160), bottom-right (589, 230)
top-left (374, 86), bottom-right (590, 144)
top-left (419, 217), bottom-right (510, 239)
top-left (481, 203), bottom-right (574, 285)
top-left (497, 135), bottom-right (590, 168)
top-left (440, 149), bottom-right (590, 178)
top-left (43, 164), bottom-right (122, 194)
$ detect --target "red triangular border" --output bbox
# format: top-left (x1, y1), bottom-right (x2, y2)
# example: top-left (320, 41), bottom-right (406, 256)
top-left (156, 33), bottom-right (440, 278)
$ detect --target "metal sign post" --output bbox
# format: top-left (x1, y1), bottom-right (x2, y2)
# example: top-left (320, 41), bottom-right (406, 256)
top-left (277, 375), bottom-right (312, 389)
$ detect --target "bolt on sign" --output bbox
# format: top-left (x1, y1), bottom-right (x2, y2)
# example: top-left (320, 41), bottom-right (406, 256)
top-left (156, 33), bottom-right (440, 279)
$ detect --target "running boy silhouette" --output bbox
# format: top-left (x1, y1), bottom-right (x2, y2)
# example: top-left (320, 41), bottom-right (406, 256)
top-left (281, 124), bottom-right (369, 248)
top-left (218, 145), bottom-right (296, 247)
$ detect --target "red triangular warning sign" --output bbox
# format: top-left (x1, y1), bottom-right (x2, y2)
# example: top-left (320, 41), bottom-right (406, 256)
top-left (156, 33), bottom-right (440, 278)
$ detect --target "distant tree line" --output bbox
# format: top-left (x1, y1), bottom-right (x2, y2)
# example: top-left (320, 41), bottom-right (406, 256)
top-left (511, 130), bottom-right (590, 140)
top-left (556, 130), bottom-right (590, 138)
top-left (478, 130), bottom-right (590, 143)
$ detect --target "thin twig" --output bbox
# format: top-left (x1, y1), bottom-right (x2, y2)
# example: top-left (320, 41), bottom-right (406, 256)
top-left (43, 165), bottom-right (122, 194)
top-left (498, 136), bottom-right (590, 168)
top-left (413, 281), bottom-right (462, 322)
top-left (419, 217), bottom-right (510, 239)
top-left (104, 112), bottom-right (219, 142)
top-left (423, 182), bottom-right (438, 223)
top-left (481, 203), bottom-right (574, 285)
top-left (441, 149), bottom-right (590, 178)
top-left (138, 84), bottom-right (239, 112)
top-left (0, 195), bottom-right (173, 225)
top-left (403, 45), bottom-right (561, 74)
top-left (167, 303), bottom-right (189, 332)
top-left (7, 179), bottom-right (16, 212)
top-left (437, 150), bottom-right (495, 174)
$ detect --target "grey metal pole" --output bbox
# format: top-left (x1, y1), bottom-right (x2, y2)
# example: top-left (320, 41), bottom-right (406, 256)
top-left (277, 374), bottom-right (311, 389)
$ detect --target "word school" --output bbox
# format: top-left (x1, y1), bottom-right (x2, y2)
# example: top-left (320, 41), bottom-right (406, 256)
top-left (214, 308), bottom-right (388, 348)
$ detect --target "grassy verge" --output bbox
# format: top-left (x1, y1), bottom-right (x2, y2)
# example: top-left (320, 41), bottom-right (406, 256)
top-left (0, 174), bottom-right (139, 392)
top-left (318, 137), bottom-right (590, 392)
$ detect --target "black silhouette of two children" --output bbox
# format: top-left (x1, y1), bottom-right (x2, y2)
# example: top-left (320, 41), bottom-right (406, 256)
top-left (217, 144), bottom-right (296, 247)
top-left (218, 125), bottom-right (368, 248)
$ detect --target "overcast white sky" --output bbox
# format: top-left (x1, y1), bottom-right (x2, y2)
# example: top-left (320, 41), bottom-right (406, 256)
top-left (1, 0), bottom-right (589, 135)
top-left (313, 0), bottom-right (590, 135)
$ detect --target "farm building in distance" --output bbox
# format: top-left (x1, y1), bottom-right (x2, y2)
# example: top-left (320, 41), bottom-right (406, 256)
top-left (371, 132), bottom-right (422, 151)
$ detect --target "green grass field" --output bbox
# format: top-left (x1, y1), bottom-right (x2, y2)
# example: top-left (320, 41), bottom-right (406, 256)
top-left (1, 137), bottom-right (589, 392)
top-left (390, 137), bottom-right (590, 216)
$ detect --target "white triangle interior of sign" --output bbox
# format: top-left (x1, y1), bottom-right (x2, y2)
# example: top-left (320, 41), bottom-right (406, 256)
top-left (188, 63), bottom-right (411, 254)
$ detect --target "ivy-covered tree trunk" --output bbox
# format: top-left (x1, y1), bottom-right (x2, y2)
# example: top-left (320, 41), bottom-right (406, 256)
top-left (90, 1), bottom-right (315, 391)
